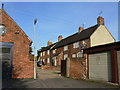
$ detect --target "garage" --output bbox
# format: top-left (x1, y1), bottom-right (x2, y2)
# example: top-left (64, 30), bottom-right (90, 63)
top-left (117, 50), bottom-right (120, 84)
top-left (0, 42), bottom-right (14, 79)
top-left (89, 52), bottom-right (112, 82)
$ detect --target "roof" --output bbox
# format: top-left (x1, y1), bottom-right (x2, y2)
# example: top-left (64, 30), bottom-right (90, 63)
top-left (0, 9), bottom-right (32, 44)
top-left (83, 41), bottom-right (120, 54)
top-left (52, 24), bottom-right (100, 49)
top-left (38, 43), bottom-right (56, 52)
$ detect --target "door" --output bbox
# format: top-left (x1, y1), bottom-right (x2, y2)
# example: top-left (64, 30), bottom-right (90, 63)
top-left (89, 52), bottom-right (111, 82)
top-left (0, 42), bottom-right (14, 79)
top-left (117, 50), bottom-right (120, 84)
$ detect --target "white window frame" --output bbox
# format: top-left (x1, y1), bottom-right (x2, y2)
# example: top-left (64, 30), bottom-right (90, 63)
top-left (53, 49), bottom-right (56, 54)
top-left (73, 42), bottom-right (79, 48)
top-left (64, 45), bottom-right (68, 51)
top-left (72, 54), bottom-right (76, 58)
top-left (47, 50), bottom-right (50, 55)
top-left (64, 54), bottom-right (68, 60)
top-left (43, 51), bottom-right (45, 56)
top-left (40, 52), bottom-right (42, 57)
top-left (77, 50), bottom-right (83, 58)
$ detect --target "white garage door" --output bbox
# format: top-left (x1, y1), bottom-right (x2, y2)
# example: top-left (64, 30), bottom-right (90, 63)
top-left (117, 50), bottom-right (120, 84)
top-left (89, 52), bottom-right (111, 82)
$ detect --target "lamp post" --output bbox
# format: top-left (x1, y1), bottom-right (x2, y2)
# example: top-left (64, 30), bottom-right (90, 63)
top-left (34, 19), bottom-right (37, 79)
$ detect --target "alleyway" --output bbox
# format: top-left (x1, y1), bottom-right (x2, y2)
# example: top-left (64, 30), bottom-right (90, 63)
top-left (2, 67), bottom-right (119, 88)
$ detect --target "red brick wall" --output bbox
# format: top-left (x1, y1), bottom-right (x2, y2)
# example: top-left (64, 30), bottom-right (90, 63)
top-left (69, 54), bottom-right (88, 79)
top-left (0, 9), bottom-right (34, 78)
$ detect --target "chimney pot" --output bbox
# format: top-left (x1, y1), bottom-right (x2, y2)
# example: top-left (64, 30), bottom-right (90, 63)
top-left (47, 41), bottom-right (52, 46)
top-left (78, 27), bottom-right (84, 32)
top-left (58, 35), bottom-right (63, 41)
top-left (97, 16), bottom-right (104, 25)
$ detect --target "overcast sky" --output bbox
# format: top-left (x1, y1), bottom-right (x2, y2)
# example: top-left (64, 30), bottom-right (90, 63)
top-left (1, 2), bottom-right (118, 50)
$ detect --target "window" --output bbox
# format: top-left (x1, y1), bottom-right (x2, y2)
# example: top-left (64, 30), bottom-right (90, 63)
top-left (73, 42), bottom-right (79, 48)
top-left (64, 54), bottom-right (68, 60)
top-left (53, 49), bottom-right (56, 54)
top-left (47, 50), bottom-right (50, 55)
top-left (47, 58), bottom-right (50, 63)
top-left (72, 54), bottom-right (76, 58)
top-left (77, 50), bottom-right (83, 58)
top-left (64, 45), bottom-right (68, 51)
top-left (40, 52), bottom-right (42, 57)
top-left (43, 51), bottom-right (45, 56)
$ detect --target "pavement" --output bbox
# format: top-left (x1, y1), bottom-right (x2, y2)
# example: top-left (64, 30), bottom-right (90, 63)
top-left (2, 67), bottom-right (120, 88)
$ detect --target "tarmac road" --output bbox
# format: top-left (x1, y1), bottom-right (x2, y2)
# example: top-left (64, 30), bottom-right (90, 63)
top-left (2, 68), bottom-right (119, 88)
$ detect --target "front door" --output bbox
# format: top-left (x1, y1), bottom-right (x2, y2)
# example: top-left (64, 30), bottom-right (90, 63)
top-left (0, 42), bottom-right (14, 79)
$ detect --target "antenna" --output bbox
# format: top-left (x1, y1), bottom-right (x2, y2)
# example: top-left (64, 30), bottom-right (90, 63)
top-left (81, 22), bottom-right (85, 28)
top-left (99, 11), bottom-right (103, 16)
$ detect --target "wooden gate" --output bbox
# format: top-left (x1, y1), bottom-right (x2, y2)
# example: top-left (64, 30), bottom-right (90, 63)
top-left (61, 60), bottom-right (66, 76)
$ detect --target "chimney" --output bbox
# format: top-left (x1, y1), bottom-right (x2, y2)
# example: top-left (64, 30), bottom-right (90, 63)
top-left (47, 41), bottom-right (52, 46)
top-left (2, 3), bottom-right (4, 9)
top-left (97, 16), bottom-right (104, 25)
top-left (78, 27), bottom-right (84, 32)
top-left (58, 35), bottom-right (62, 41)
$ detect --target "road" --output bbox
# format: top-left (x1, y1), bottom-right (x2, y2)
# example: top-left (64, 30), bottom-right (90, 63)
top-left (2, 67), bottom-right (119, 88)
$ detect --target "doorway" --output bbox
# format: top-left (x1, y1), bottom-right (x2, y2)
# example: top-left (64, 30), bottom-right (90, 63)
top-left (0, 42), bottom-right (14, 79)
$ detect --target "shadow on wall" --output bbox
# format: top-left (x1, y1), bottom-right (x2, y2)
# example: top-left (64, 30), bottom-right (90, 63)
top-left (2, 62), bottom-right (28, 88)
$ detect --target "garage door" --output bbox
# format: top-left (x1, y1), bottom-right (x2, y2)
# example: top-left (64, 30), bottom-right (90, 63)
top-left (0, 42), bottom-right (14, 79)
top-left (117, 50), bottom-right (120, 84)
top-left (89, 52), bottom-right (111, 82)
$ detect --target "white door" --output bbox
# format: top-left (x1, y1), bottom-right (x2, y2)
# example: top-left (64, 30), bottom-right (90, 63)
top-left (89, 52), bottom-right (111, 82)
top-left (117, 50), bottom-right (120, 84)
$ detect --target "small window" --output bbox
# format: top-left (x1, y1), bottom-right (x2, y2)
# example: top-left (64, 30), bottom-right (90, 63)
top-left (47, 50), bottom-right (50, 55)
top-left (53, 49), bottom-right (56, 54)
top-left (43, 51), bottom-right (45, 56)
top-left (40, 52), bottom-right (42, 57)
top-left (64, 45), bottom-right (68, 51)
top-left (64, 54), bottom-right (68, 60)
top-left (77, 50), bottom-right (83, 58)
top-left (72, 54), bottom-right (76, 58)
top-left (73, 42), bottom-right (79, 48)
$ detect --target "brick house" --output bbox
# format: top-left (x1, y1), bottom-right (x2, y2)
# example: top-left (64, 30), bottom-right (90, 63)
top-left (0, 8), bottom-right (34, 78)
top-left (38, 16), bottom-right (115, 80)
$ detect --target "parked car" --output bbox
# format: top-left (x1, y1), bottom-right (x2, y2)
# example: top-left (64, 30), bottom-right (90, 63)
top-left (37, 60), bottom-right (42, 67)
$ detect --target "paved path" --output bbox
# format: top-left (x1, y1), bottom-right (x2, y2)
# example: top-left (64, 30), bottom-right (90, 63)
top-left (2, 68), bottom-right (119, 88)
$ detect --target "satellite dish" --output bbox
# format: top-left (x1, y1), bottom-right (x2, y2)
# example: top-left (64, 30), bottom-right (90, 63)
top-left (81, 41), bottom-right (87, 48)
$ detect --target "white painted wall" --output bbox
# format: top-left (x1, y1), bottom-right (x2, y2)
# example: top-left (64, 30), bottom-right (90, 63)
top-left (117, 50), bottom-right (120, 84)
top-left (90, 25), bottom-right (115, 47)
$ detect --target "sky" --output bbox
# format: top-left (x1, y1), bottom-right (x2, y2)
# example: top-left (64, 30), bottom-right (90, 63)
top-left (1, 2), bottom-right (119, 51)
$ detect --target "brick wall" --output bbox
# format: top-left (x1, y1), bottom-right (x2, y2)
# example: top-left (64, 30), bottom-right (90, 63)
top-left (69, 55), bottom-right (88, 79)
top-left (0, 9), bottom-right (34, 78)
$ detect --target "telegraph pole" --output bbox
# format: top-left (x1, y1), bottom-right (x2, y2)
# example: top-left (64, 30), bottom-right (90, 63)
top-left (34, 19), bottom-right (37, 79)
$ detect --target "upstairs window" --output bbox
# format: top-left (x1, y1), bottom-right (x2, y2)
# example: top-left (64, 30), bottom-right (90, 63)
top-left (64, 45), bottom-right (68, 51)
top-left (43, 51), bottom-right (45, 56)
top-left (77, 50), bottom-right (83, 58)
top-left (40, 52), bottom-right (42, 57)
top-left (53, 49), bottom-right (56, 54)
top-left (47, 50), bottom-right (50, 55)
top-left (73, 42), bottom-right (79, 48)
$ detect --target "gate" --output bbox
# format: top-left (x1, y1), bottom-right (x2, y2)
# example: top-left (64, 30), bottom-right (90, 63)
top-left (0, 42), bottom-right (14, 79)
top-left (61, 60), bottom-right (66, 76)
